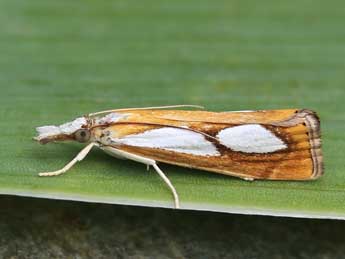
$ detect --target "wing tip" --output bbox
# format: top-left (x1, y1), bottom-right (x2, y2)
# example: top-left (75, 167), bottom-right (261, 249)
top-left (297, 109), bottom-right (323, 179)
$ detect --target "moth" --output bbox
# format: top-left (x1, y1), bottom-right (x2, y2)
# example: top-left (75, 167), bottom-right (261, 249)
top-left (34, 105), bottom-right (323, 208)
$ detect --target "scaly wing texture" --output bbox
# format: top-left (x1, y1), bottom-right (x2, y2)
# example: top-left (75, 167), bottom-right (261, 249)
top-left (95, 109), bottom-right (322, 180)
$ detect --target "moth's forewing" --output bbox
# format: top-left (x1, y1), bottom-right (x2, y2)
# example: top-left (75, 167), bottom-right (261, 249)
top-left (96, 109), bottom-right (322, 180)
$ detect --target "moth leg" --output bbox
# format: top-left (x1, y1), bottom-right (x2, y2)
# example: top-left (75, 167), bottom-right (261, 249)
top-left (101, 146), bottom-right (180, 209)
top-left (151, 163), bottom-right (180, 209)
top-left (243, 177), bottom-right (254, 181)
top-left (39, 142), bottom-right (97, 177)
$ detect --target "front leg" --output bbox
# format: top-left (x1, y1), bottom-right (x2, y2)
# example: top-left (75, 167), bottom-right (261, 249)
top-left (39, 142), bottom-right (97, 177)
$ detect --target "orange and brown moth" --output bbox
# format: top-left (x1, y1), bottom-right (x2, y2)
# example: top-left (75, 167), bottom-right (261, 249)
top-left (34, 105), bottom-right (323, 208)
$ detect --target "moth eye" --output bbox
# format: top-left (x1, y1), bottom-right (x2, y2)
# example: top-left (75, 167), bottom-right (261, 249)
top-left (75, 129), bottom-right (91, 143)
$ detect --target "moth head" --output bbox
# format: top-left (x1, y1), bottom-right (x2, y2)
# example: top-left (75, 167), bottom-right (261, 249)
top-left (34, 117), bottom-right (92, 144)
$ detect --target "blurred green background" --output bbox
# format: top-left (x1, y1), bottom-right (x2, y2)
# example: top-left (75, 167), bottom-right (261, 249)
top-left (1, 0), bottom-right (345, 257)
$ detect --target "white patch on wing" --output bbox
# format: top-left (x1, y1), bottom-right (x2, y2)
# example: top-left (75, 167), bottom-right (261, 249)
top-left (217, 124), bottom-right (287, 153)
top-left (36, 117), bottom-right (87, 139)
top-left (111, 127), bottom-right (220, 156)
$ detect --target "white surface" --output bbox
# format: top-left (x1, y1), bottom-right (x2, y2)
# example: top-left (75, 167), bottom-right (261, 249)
top-left (1, 190), bottom-right (344, 220)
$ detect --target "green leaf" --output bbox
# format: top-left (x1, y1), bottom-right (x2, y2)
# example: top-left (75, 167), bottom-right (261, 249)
top-left (1, 0), bottom-right (344, 219)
